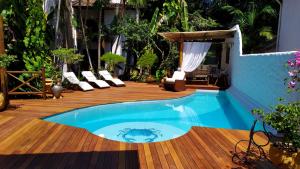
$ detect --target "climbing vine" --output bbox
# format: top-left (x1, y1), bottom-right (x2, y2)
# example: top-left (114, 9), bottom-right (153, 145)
top-left (23, 0), bottom-right (52, 76)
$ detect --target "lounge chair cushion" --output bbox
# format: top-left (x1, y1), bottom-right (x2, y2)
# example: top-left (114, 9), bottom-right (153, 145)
top-left (99, 70), bottom-right (125, 86)
top-left (63, 72), bottom-right (94, 91)
top-left (172, 71), bottom-right (185, 80)
top-left (99, 70), bottom-right (113, 80)
top-left (63, 72), bottom-right (80, 84)
top-left (93, 80), bottom-right (110, 88)
top-left (82, 71), bottom-right (110, 88)
top-left (111, 79), bottom-right (125, 85)
top-left (82, 71), bottom-right (98, 81)
top-left (78, 81), bottom-right (94, 91)
top-left (165, 78), bottom-right (176, 83)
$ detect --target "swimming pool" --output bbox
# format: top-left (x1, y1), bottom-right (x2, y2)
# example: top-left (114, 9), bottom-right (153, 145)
top-left (44, 90), bottom-right (259, 143)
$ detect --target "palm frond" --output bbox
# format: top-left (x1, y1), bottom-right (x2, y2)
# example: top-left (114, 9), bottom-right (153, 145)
top-left (260, 5), bottom-right (277, 18)
top-left (259, 26), bottom-right (274, 40)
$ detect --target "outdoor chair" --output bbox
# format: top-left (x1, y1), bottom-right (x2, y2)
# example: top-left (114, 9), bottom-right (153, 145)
top-left (163, 71), bottom-right (186, 92)
top-left (194, 68), bottom-right (210, 85)
top-left (98, 70), bottom-right (125, 87)
top-left (82, 71), bottom-right (110, 88)
top-left (63, 72), bottom-right (94, 91)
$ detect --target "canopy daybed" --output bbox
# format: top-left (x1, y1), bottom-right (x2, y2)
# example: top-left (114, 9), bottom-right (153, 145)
top-left (158, 29), bottom-right (235, 91)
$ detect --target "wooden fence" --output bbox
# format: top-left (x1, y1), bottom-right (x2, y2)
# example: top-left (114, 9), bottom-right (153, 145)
top-left (6, 68), bottom-right (46, 99)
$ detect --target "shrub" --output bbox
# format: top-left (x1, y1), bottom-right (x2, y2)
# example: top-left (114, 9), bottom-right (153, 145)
top-left (0, 54), bottom-right (17, 68)
top-left (52, 48), bottom-right (84, 64)
top-left (137, 47), bottom-right (157, 73)
top-left (101, 52), bottom-right (126, 72)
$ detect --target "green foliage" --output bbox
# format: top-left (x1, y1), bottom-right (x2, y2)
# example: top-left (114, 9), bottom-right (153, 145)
top-left (161, 0), bottom-right (190, 31)
top-left (253, 101), bottom-right (300, 150)
top-left (137, 46), bottom-right (158, 70)
top-left (220, 1), bottom-right (278, 53)
top-left (22, 0), bottom-right (52, 77)
top-left (189, 11), bottom-right (220, 31)
top-left (0, 54), bottom-right (17, 68)
top-left (52, 48), bottom-right (84, 64)
top-left (101, 52), bottom-right (126, 72)
top-left (127, 0), bottom-right (147, 8)
top-left (130, 69), bottom-right (140, 81)
top-left (0, 0), bottom-right (26, 59)
top-left (155, 69), bottom-right (166, 82)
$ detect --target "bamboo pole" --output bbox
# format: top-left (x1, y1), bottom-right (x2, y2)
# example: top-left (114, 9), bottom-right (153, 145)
top-left (0, 16), bottom-right (4, 54)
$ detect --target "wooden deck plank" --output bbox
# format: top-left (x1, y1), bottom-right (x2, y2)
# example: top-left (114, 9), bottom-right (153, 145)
top-left (0, 82), bottom-right (272, 169)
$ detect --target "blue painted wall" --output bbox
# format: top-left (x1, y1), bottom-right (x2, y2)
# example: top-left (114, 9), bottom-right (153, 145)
top-left (229, 25), bottom-right (299, 111)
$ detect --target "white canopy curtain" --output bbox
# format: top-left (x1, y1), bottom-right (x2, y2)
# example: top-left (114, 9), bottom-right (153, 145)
top-left (181, 42), bottom-right (212, 72)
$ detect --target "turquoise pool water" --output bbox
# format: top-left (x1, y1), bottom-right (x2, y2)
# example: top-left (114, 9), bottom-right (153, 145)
top-left (44, 90), bottom-right (260, 143)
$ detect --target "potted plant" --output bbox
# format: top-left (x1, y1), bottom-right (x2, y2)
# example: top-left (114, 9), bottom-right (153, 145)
top-left (51, 48), bottom-right (84, 99)
top-left (136, 46), bottom-right (158, 83)
top-left (100, 52), bottom-right (126, 77)
top-left (253, 51), bottom-right (300, 169)
top-left (0, 54), bottom-right (16, 111)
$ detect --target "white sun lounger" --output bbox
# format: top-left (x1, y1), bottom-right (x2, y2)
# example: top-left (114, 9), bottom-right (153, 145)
top-left (98, 70), bottom-right (125, 87)
top-left (63, 72), bottom-right (94, 91)
top-left (81, 71), bottom-right (110, 88)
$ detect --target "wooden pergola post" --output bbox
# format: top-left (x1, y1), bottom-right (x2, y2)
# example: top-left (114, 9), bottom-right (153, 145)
top-left (179, 39), bottom-right (184, 69)
top-left (0, 16), bottom-right (5, 54)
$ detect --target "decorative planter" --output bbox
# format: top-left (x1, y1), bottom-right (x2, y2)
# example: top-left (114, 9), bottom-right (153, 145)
top-left (51, 84), bottom-right (63, 99)
top-left (269, 144), bottom-right (300, 169)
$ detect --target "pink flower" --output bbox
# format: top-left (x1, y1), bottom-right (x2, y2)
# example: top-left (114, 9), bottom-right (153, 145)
top-left (296, 57), bottom-right (300, 66)
top-left (288, 60), bottom-right (295, 67)
top-left (295, 51), bottom-right (300, 57)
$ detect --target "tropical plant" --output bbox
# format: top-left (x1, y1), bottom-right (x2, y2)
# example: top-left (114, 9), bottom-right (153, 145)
top-left (101, 52), bottom-right (126, 72)
top-left (23, 0), bottom-right (53, 77)
top-left (78, 0), bottom-right (93, 71)
top-left (52, 48), bottom-right (84, 65)
top-left (189, 10), bottom-right (220, 31)
top-left (111, 15), bottom-right (154, 59)
top-left (0, 0), bottom-right (26, 60)
top-left (221, 1), bottom-right (278, 53)
top-left (93, 0), bottom-right (109, 70)
top-left (137, 46), bottom-right (158, 75)
top-left (0, 54), bottom-right (17, 68)
top-left (127, 0), bottom-right (148, 23)
top-left (253, 102), bottom-right (300, 151)
top-left (155, 69), bottom-right (166, 82)
top-left (253, 52), bottom-right (300, 152)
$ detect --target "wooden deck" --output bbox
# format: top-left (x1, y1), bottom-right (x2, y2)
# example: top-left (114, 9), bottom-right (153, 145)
top-left (0, 82), bottom-right (272, 169)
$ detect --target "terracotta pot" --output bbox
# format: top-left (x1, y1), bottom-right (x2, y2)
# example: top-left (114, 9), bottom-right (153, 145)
top-left (269, 144), bottom-right (300, 169)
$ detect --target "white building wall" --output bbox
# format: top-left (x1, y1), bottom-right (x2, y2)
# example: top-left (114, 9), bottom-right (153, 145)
top-left (229, 25), bottom-right (299, 112)
top-left (278, 0), bottom-right (300, 51)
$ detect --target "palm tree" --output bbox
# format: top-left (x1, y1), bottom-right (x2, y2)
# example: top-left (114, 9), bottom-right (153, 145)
top-left (221, 1), bottom-right (278, 52)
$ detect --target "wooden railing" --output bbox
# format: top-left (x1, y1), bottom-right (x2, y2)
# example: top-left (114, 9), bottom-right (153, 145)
top-left (6, 68), bottom-right (46, 99)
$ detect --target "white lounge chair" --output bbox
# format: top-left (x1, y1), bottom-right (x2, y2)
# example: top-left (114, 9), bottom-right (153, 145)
top-left (98, 70), bottom-right (125, 87)
top-left (63, 72), bottom-right (94, 91)
top-left (81, 71), bottom-right (110, 88)
top-left (163, 71), bottom-right (186, 92)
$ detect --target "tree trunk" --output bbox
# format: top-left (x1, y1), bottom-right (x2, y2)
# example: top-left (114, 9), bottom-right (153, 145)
top-left (0, 16), bottom-right (4, 54)
top-left (135, 8), bottom-right (140, 23)
top-left (97, 7), bottom-right (102, 71)
top-left (55, 0), bottom-right (62, 48)
top-left (79, 0), bottom-right (94, 71)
